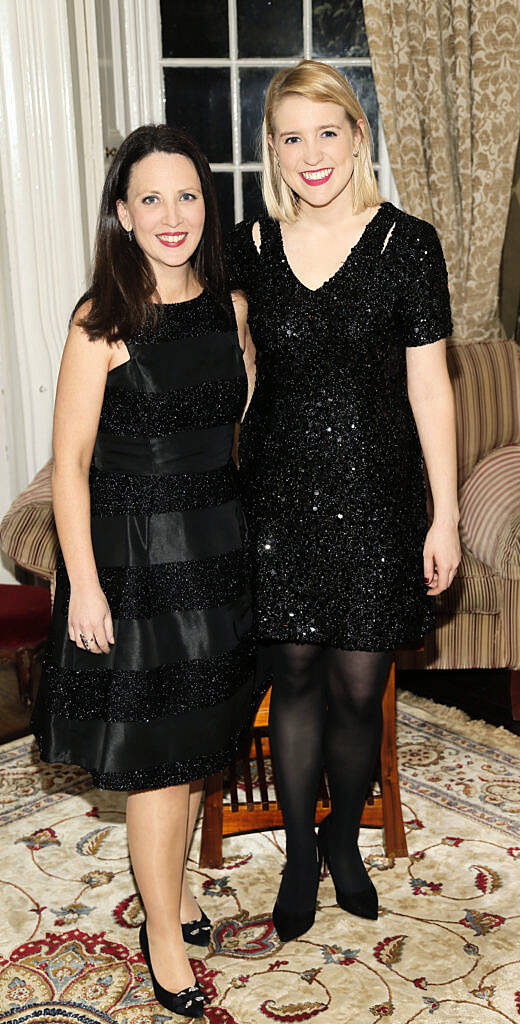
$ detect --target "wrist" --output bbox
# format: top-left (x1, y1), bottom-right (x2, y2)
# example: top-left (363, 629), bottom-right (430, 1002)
top-left (432, 507), bottom-right (460, 527)
top-left (68, 571), bottom-right (100, 593)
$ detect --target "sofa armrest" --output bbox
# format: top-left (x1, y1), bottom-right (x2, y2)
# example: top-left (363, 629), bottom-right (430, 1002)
top-left (459, 445), bottom-right (520, 578)
top-left (0, 459), bottom-right (58, 581)
top-left (447, 340), bottom-right (520, 488)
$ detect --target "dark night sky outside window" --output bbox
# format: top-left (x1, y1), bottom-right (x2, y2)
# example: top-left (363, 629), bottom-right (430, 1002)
top-left (160, 0), bottom-right (229, 57)
top-left (159, 0), bottom-right (392, 235)
top-left (238, 0), bottom-right (303, 57)
top-left (164, 68), bottom-right (232, 163)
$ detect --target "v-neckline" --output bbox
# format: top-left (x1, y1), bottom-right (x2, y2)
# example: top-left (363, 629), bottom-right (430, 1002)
top-left (275, 202), bottom-right (389, 294)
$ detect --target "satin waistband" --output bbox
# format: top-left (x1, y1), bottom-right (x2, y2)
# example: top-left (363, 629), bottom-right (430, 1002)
top-left (93, 423), bottom-right (235, 475)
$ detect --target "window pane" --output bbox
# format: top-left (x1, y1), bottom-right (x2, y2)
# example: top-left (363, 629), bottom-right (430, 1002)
top-left (164, 69), bottom-right (232, 163)
top-left (312, 0), bottom-right (369, 58)
top-left (213, 173), bottom-right (235, 237)
top-left (160, 0), bottom-right (229, 57)
top-left (240, 68), bottom-right (273, 163)
top-left (337, 66), bottom-right (379, 162)
top-left (242, 171), bottom-right (265, 223)
top-left (238, 0), bottom-right (303, 57)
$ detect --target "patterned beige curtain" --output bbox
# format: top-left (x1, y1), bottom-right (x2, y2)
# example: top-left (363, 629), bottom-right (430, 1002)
top-left (362, 0), bottom-right (520, 345)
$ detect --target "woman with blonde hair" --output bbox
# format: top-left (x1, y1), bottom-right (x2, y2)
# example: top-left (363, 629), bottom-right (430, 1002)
top-left (227, 60), bottom-right (460, 941)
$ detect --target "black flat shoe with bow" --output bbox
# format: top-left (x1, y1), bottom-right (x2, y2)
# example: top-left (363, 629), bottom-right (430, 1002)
top-left (139, 922), bottom-right (206, 1018)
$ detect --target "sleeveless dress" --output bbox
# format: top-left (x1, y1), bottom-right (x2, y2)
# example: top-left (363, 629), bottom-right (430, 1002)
top-left (32, 291), bottom-right (256, 790)
top-left (226, 202), bottom-right (453, 651)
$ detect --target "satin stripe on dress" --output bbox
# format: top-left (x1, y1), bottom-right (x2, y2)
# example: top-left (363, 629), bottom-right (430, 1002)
top-left (48, 592), bottom-right (252, 671)
top-left (105, 331), bottom-right (243, 393)
top-left (36, 673), bottom-right (256, 773)
top-left (94, 424), bottom-right (235, 475)
top-left (90, 500), bottom-right (245, 567)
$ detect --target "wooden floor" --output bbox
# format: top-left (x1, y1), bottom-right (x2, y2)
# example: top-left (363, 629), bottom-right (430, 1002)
top-left (0, 664), bottom-right (518, 746)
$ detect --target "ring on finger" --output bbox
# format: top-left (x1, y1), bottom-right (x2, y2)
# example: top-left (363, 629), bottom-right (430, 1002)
top-left (80, 632), bottom-right (95, 652)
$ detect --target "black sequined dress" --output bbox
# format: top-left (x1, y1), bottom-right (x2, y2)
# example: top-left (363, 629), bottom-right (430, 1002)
top-left (227, 202), bottom-right (453, 650)
top-left (32, 291), bottom-right (256, 790)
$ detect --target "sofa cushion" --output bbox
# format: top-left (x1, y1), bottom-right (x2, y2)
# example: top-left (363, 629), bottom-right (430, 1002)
top-left (0, 459), bottom-right (58, 581)
top-left (447, 340), bottom-right (520, 488)
top-left (459, 445), bottom-right (520, 578)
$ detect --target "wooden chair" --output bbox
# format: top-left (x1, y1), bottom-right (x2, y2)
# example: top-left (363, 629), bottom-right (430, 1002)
top-left (199, 658), bottom-right (407, 867)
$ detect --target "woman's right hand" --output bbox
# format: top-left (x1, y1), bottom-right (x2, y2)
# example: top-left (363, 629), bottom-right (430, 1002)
top-left (68, 584), bottom-right (114, 654)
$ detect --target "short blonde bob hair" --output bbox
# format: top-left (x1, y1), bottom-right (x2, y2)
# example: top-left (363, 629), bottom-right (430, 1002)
top-left (262, 60), bottom-right (381, 222)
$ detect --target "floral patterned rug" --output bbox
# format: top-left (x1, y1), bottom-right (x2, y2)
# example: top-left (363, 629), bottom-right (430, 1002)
top-left (0, 691), bottom-right (519, 1024)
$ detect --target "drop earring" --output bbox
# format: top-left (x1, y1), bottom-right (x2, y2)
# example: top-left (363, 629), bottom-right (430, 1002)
top-left (127, 228), bottom-right (133, 242)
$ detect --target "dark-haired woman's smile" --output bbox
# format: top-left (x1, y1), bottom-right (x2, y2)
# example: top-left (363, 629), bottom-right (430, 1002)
top-left (157, 232), bottom-right (188, 247)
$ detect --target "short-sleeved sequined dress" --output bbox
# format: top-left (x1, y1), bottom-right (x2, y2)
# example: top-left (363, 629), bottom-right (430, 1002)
top-left (32, 291), bottom-right (256, 790)
top-left (226, 202), bottom-right (453, 650)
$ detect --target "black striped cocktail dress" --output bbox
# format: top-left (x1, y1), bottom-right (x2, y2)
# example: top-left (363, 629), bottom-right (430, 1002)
top-left (32, 291), bottom-right (256, 790)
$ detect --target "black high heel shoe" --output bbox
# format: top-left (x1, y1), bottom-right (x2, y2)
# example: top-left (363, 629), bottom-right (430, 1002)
top-left (317, 816), bottom-right (378, 921)
top-left (272, 852), bottom-right (321, 942)
top-left (139, 922), bottom-right (206, 1018)
top-left (181, 906), bottom-right (211, 946)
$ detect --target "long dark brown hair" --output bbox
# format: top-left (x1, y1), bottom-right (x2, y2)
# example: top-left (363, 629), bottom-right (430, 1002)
top-left (77, 124), bottom-right (229, 342)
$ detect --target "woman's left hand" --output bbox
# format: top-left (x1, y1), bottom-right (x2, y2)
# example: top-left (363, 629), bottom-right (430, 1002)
top-left (423, 519), bottom-right (461, 595)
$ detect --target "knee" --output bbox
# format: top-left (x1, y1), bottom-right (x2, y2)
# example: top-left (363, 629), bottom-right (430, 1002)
top-left (270, 645), bottom-right (322, 701)
top-left (328, 677), bottom-right (383, 722)
top-left (350, 690), bottom-right (383, 722)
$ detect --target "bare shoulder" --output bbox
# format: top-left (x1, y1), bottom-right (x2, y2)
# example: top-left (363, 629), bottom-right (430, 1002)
top-left (68, 299), bottom-right (98, 349)
top-left (70, 297), bottom-right (94, 332)
top-left (64, 300), bottom-right (112, 370)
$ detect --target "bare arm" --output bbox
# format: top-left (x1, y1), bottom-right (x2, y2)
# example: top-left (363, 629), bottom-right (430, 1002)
top-left (406, 338), bottom-right (461, 595)
top-left (52, 309), bottom-right (114, 652)
top-left (231, 290), bottom-right (256, 418)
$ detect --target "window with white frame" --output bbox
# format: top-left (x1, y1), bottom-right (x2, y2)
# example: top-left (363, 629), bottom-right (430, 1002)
top-left (159, 0), bottom-right (394, 233)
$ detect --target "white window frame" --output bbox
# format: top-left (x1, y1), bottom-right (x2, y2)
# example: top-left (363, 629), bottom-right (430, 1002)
top-left (159, 0), bottom-right (398, 221)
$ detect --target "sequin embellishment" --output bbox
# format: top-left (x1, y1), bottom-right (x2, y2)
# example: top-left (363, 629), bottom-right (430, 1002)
top-left (226, 202), bottom-right (453, 649)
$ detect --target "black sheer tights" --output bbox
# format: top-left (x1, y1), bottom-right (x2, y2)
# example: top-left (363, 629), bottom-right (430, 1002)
top-left (267, 643), bottom-right (392, 906)
top-left (268, 643), bottom-right (326, 907)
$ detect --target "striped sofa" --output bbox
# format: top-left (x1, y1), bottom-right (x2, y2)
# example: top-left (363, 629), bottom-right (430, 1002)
top-left (2, 340), bottom-right (519, 684)
top-left (0, 459), bottom-right (57, 586)
top-left (398, 339), bottom-right (520, 707)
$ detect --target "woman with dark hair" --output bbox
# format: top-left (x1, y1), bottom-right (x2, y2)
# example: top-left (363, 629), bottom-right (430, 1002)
top-left (32, 124), bottom-right (256, 1017)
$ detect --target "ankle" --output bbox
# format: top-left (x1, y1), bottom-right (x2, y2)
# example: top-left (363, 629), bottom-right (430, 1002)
top-left (180, 885), bottom-right (200, 923)
top-left (285, 831), bottom-right (318, 864)
top-left (146, 918), bottom-right (184, 945)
